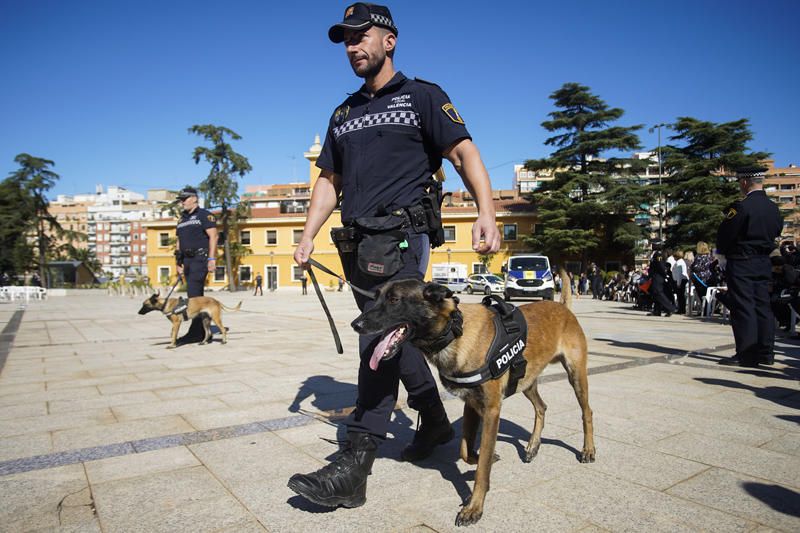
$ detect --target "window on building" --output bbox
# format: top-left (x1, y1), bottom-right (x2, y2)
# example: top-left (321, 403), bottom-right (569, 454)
top-left (293, 229), bottom-right (303, 245)
top-left (239, 265), bottom-right (252, 282)
top-left (472, 263), bottom-right (487, 274)
top-left (158, 266), bottom-right (170, 282)
top-left (240, 230), bottom-right (251, 245)
top-left (265, 229), bottom-right (277, 245)
top-left (133, 244), bottom-right (139, 252)
top-left (503, 224), bottom-right (518, 241)
top-left (292, 265), bottom-right (305, 281)
top-left (214, 266), bottom-right (225, 282)
top-left (443, 225), bottom-right (456, 242)
top-left (132, 256), bottom-right (139, 263)
top-left (159, 233), bottom-right (169, 247)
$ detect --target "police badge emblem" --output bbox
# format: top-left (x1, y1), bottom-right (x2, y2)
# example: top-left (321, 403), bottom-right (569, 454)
top-left (441, 103), bottom-right (464, 124)
top-left (334, 105), bottom-right (350, 125)
top-left (207, 214), bottom-right (215, 222)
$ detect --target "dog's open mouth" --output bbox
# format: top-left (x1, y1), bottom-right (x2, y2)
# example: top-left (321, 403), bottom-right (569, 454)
top-left (370, 324), bottom-right (411, 370)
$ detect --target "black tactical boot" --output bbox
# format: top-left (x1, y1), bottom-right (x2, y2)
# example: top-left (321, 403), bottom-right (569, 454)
top-left (287, 432), bottom-right (377, 508)
top-left (401, 402), bottom-right (455, 462)
top-left (177, 315), bottom-right (207, 345)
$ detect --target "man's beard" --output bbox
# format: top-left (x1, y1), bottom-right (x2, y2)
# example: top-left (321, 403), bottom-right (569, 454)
top-left (351, 53), bottom-right (385, 79)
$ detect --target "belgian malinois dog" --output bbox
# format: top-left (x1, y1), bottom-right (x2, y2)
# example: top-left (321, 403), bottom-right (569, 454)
top-left (351, 275), bottom-right (594, 526)
top-left (138, 293), bottom-right (241, 348)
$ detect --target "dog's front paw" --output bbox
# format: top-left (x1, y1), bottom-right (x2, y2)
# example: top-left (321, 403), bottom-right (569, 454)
top-left (580, 448), bottom-right (596, 463)
top-left (455, 505), bottom-right (483, 527)
top-left (524, 443), bottom-right (540, 463)
top-left (166, 344), bottom-right (176, 350)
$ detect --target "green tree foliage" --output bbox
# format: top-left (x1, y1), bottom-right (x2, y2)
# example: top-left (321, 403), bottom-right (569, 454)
top-left (661, 118), bottom-right (769, 249)
top-left (189, 125), bottom-right (253, 291)
top-left (1, 154), bottom-right (68, 286)
top-left (524, 83), bottom-right (648, 265)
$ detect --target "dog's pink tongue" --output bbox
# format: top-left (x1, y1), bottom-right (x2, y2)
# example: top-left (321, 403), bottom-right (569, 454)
top-left (370, 328), bottom-right (399, 371)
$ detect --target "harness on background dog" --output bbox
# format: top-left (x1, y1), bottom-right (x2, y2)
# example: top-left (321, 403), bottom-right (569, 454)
top-left (160, 274), bottom-right (186, 318)
top-left (439, 295), bottom-right (529, 397)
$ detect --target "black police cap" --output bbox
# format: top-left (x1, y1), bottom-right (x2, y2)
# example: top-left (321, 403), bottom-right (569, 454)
top-left (177, 187), bottom-right (199, 200)
top-left (734, 165), bottom-right (768, 180)
top-left (329, 3), bottom-right (398, 43)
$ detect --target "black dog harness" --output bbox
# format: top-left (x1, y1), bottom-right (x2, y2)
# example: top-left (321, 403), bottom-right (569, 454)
top-left (439, 295), bottom-right (529, 397)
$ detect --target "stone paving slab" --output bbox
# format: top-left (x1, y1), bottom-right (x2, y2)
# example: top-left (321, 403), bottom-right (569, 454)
top-left (0, 291), bottom-right (798, 532)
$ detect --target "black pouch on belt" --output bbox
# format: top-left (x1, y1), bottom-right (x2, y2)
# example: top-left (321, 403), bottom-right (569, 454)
top-left (353, 214), bottom-right (407, 278)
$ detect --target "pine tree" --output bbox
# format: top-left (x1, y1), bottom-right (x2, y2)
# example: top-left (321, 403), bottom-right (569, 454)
top-left (661, 118), bottom-right (769, 249)
top-left (189, 125), bottom-right (253, 292)
top-left (524, 83), bottom-right (647, 266)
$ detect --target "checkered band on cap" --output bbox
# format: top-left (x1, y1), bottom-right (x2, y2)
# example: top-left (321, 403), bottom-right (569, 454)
top-left (333, 111), bottom-right (420, 139)
top-left (735, 166), bottom-right (768, 179)
top-left (371, 13), bottom-right (397, 33)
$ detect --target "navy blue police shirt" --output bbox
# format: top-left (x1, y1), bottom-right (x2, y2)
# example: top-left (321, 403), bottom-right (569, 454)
top-left (716, 190), bottom-right (782, 258)
top-left (317, 72), bottom-right (471, 224)
top-left (176, 207), bottom-right (216, 251)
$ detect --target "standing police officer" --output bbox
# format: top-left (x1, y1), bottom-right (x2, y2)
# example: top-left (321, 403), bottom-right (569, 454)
top-left (173, 187), bottom-right (218, 319)
top-left (716, 166), bottom-right (782, 367)
top-left (289, 3), bottom-right (501, 509)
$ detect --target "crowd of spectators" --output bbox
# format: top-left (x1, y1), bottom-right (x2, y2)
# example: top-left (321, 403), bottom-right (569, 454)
top-left (552, 240), bottom-right (800, 326)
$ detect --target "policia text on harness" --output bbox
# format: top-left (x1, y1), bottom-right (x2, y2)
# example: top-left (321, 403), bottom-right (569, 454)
top-left (437, 295), bottom-right (529, 397)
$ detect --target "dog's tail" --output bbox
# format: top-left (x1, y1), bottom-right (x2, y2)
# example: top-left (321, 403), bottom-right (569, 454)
top-left (220, 301), bottom-right (243, 312)
top-left (559, 269), bottom-right (572, 310)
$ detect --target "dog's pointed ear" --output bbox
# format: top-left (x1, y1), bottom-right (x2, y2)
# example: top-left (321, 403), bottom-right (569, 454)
top-left (423, 282), bottom-right (453, 303)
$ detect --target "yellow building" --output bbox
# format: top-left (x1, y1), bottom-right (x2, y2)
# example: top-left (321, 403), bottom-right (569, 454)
top-left (145, 138), bottom-right (537, 290)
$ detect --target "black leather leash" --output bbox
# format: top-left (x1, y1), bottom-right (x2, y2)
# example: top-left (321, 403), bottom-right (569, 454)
top-left (306, 258), bottom-right (376, 355)
top-left (159, 274), bottom-right (183, 313)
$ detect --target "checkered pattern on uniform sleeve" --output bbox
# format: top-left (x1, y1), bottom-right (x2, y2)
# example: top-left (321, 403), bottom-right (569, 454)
top-left (333, 111), bottom-right (420, 139)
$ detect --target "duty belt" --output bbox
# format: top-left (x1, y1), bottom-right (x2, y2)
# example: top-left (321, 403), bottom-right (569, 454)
top-left (182, 248), bottom-right (208, 258)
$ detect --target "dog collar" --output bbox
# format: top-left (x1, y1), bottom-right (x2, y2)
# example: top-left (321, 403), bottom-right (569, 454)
top-left (418, 309), bottom-right (463, 353)
top-left (439, 296), bottom-right (528, 396)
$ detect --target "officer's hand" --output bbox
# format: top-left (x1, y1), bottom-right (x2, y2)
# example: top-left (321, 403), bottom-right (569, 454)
top-left (294, 237), bottom-right (314, 267)
top-left (207, 258), bottom-right (216, 273)
top-left (176, 264), bottom-right (184, 275)
top-left (472, 215), bottom-right (501, 254)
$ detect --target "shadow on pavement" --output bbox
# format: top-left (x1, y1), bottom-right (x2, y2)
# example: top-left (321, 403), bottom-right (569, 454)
top-left (288, 375), bottom-right (358, 414)
top-left (741, 482), bottom-right (800, 517)
top-left (693, 377), bottom-right (800, 411)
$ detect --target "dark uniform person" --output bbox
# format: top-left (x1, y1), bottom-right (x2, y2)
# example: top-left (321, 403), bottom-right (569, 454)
top-left (647, 242), bottom-right (675, 317)
top-left (288, 3), bottom-right (501, 509)
top-left (173, 187), bottom-right (218, 320)
top-left (716, 166), bottom-right (782, 367)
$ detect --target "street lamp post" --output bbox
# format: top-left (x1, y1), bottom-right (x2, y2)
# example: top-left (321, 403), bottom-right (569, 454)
top-left (649, 123), bottom-right (668, 241)
top-left (269, 251), bottom-right (275, 291)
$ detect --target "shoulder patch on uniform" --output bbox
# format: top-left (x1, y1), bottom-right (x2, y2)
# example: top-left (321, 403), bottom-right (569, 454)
top-left (207, 214), bottom-right (215, 222)
top-left (725, 207), bottom-right (737, 220)
top-left (441, 103), bottom-right (464, 124)
top-left (334, 105), bottom-right (350, 126)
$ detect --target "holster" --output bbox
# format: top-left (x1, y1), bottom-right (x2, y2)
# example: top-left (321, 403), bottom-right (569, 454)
top-left (174, 249), bottom-right (184, 266)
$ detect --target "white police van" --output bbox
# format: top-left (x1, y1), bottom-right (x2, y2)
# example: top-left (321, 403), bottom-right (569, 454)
top-left (502, 254), bottom-right (555, 301)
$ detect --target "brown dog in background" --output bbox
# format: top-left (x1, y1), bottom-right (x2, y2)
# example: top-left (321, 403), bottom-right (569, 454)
top-left (138, 293), bottom-right (241, 348)
top-left (351, 273), bottom-right (594, 526)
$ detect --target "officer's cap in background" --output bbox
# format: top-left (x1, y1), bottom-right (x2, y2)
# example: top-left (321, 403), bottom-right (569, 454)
top-left (329, 3), bottom-right (398, 43)
top-left (735, 165), bottom-right (768, 183)
top-left (177, 187), bottom-right (199, 200)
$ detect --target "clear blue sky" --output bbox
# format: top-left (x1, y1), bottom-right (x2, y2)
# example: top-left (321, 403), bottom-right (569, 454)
top-left (2, 0), bottom-right (798, 199)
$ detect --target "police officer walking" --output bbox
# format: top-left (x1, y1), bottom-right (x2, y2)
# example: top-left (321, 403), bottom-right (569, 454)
top-left (717, 166), bottom-right (782, 367)
top-left (173, 187), bottom-right (218, 326)
top-left (289, 3), bottom-right (501, 509)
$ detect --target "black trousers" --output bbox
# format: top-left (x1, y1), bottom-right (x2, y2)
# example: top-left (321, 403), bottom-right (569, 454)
top-left (340, 232), bottom-right (441, 439)
top-left (726, 257), bottom-right (774, 363)
top-left (650, 275), bottom-right (675, 315)
top-left (184, 255), bottom-right (208, 297)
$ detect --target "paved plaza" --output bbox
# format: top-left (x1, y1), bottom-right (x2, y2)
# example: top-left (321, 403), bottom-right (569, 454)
top-left (0, 288), bottom-right (798, 532)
